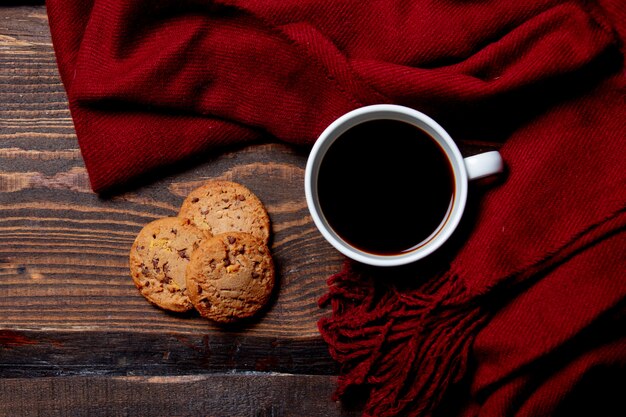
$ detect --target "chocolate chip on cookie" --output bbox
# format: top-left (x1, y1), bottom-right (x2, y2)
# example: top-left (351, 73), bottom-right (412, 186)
top-left (130, 217), bottom-right (207, 312)
top-left (186, 232), bottom-right (274, 323)
top-left (179, 181), bottom-right (271, 244)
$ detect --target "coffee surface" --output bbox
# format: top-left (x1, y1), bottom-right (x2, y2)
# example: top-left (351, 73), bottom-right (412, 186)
top-left (318, 119), bottom-right (454, 255)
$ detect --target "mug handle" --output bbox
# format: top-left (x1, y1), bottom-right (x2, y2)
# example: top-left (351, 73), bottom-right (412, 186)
top-left (464, 151), bottom-right (504, 180)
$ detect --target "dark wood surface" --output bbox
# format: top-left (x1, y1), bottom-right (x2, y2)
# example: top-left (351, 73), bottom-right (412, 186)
top-left (1, 374), bottom-right (356, 417)
top-left (0, 5), bottom-right (496, 416)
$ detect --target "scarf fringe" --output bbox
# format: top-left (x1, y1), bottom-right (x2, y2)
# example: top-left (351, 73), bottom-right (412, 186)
top-left (318, 260), bottom-right (487, 417)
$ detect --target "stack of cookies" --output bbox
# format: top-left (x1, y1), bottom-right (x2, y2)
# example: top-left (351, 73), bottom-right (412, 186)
top-left (129, 181), bottom-right (274, 323)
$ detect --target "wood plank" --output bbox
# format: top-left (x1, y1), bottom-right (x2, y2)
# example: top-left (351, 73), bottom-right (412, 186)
top-left (0, 5), bottom-right (75, 155)
top-left (0, 374), bottom-right (361, 417)
top-left (0, 142), bottom-right (344, 337)
top-left (0, 330), bottom-right (338, 377)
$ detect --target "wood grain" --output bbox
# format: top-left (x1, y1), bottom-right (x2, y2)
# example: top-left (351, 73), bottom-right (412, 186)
top-left (0, 329), bottom-right (337, 377)
top-left (0, 374), bottom-right (361, 417)
top-left (0, 146), bottom-right (344, 338)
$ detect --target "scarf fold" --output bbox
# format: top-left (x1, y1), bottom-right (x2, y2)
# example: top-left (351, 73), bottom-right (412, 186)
top-left (47, 0), bottom-right (626, 416)
top-left (48, 0), bottom-right (617, 191)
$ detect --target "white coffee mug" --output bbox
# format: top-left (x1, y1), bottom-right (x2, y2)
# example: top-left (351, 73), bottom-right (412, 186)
top-left (305, 104), bottom-right (504, 267)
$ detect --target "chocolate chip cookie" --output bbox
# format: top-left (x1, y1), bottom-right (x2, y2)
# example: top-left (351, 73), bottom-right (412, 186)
top-left (130, 217), bottom-right (207, 312)
top-left (179, 181), bottom-right (270, 244)
top-left (186, 232), bottom-right (274, 323)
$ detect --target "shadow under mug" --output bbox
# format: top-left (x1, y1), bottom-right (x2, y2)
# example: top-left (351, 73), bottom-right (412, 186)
top-left (305, 104), bottom-right (504, 267)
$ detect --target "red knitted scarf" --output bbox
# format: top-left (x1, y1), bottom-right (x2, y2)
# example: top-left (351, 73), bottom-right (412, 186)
top-left (47, 1), bottom-right (626, 416)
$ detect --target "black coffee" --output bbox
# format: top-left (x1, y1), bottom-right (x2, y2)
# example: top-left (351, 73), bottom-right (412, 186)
top-left (317, 119), bottom-right (454, 255)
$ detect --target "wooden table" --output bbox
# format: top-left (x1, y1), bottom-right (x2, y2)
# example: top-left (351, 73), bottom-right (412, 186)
top-left (0, 5), bottom-right (361, 416)
top-left (0, 5), bottom-right (497, 416)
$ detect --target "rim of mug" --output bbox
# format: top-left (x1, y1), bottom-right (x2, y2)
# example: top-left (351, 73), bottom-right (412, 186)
top-left (305, 104), bottom-right (469, 267)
